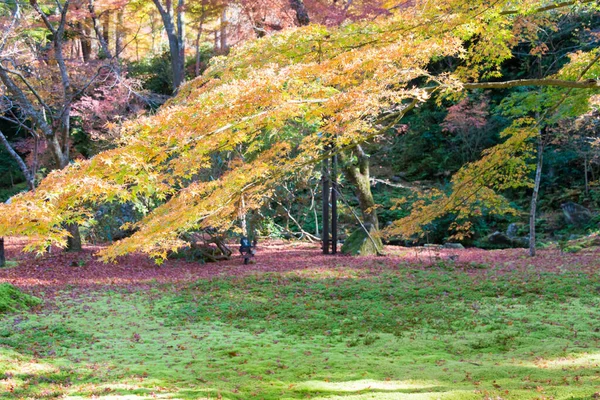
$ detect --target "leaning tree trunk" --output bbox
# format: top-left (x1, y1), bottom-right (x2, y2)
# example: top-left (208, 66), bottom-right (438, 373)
top-left (340, 145), bottom-right (383, 255)
top-left (529, 134), bottom-right (544, 257)
top-left (343, 145), bottom-right (380, 229)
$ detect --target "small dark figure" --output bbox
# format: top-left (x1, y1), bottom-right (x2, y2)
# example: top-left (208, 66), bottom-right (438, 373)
top-left (239, 236), bottom-right (257, 264)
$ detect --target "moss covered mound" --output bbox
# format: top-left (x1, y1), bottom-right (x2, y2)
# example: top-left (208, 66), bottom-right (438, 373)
top-left (341, 224), bottom-right (383, 256)
top-left (0, 283), bottom-right (42, 314)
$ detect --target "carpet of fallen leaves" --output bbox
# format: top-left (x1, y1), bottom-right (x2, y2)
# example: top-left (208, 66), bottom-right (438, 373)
top-left (2, 236), bottom-right (600, 298)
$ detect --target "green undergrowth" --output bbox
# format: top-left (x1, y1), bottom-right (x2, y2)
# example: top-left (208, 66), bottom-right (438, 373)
top-left (0, 283), bottom-right (41, 314)
top-left (1, 266), bottom-right (600, 399)
top-left (0, 260), bottom-right (18, 269)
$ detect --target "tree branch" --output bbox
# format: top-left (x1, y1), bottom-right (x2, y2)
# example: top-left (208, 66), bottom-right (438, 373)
top-left (0, 64), bottom-right (54, 116)
top-left (29, 0), bottom-right (57, 35)
top-left (500, 0), bottom-right (596, 15)
top-left (0, 66), bottom-right (54, 137)
top-left (463, 78), bottom-right (600, 90)
top-left (0, 129), bottom-right (35, 190)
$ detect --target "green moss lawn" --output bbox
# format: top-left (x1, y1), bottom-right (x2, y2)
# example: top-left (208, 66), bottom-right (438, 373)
top-left (1, 240), bottom-right (600, 399)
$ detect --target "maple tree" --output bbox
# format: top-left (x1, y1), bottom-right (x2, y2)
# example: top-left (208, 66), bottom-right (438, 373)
top-left (0, 0), bottom-right (156, 250)
top-left (1, 0), bottom-right (599, 260)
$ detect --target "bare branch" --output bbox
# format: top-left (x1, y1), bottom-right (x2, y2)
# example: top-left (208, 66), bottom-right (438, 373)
top-left (463, 78), bottom-right (600, 90)
top-left (0, 66), bottom-right (54, 137)
top-left (500, 0), bottom-right (596, 15)
top-left (0, 64), bottom-right (54, 116)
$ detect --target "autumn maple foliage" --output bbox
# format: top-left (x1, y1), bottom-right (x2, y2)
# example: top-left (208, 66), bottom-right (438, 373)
top-left (1, 0), bottom-right (599, 261)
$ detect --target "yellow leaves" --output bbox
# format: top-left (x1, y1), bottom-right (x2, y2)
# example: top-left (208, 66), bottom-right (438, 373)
top-left (386, 120), bottom-right (536, 240)
top-left (557, 49), bottom-right (600, 81)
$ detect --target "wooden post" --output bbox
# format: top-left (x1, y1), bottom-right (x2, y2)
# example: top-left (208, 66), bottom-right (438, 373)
top-left (0, 237), bottom-right (5, 268)
top-left (331, 154), bottom-right (338, 254)
top-left (322, 160), bottom-right (330, 254)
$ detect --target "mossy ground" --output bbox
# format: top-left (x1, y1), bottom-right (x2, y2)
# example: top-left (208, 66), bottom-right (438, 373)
top-left (1, 262), bottom-right (600, 399)
top-left (0, 283), bottom-right (41, 314)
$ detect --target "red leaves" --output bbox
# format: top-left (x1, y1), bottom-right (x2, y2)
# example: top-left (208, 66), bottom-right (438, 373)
top-left (3, 236), bottom-right (600, 301)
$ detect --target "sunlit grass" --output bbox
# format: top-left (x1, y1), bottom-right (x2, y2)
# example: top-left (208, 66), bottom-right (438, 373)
top-left (1, 264), bottom-right (600, 398)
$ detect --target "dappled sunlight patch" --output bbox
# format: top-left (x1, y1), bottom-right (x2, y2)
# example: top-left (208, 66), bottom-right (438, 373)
top-left (282, 266), bottom-right (367, 280)
top-left (295, 379), bottom-right (440, 392)
top-left (300, 389), bottom-right (476, 400)
top-left (0, 350), bottom-right (66, 396)
top-left (0, 349), bottom-right (59, 376)
top-left (65, 394), bottom-right (172, 400)
top-left (535, 353), bottom-right (600, 369)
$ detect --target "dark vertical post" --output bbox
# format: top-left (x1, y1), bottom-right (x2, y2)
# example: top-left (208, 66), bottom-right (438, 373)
top-left (331, 155), bottom-right (338, 254)
top-left (0, 237), bottom-right (5, 268)
top-left (322, 160), bottom-right (330, 254)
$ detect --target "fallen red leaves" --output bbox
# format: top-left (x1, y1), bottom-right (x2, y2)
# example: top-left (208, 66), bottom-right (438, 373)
top-left (2, 236), bottom-right (600, 299)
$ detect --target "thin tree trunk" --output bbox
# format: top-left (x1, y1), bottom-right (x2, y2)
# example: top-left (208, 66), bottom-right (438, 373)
top-left (88, 0), bottom-right (111, 58)
top-left (0, 237), bottom-right (5, 268)
top-left (79, 22), bottom-right (92, 62)
top-left (584, 153), bottom-right (589, 196)
top-left (176, 0), bottom-right (186, 83)
top-left (115, 9), bottom-right (124, 59)
top-left (529, 135), bottom-right (544, 257)
top-left (102, 11), bottom-right (110, 51)
top-left (322, 159), bottom-right (330, 254)
top-left (220, 9), bottom-right (228, 55)
top-left (331, 154), bottom-right (338, 254)
top-left (194, 11), bottom-right (205, 77)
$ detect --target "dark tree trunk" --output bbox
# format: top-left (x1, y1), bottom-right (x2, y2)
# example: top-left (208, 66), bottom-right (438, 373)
top-left (0, 238), bottom-right (5, 268)
top-left (289, 0), bottom-right (310, 26)
top-left (66, 223), bottom-right (82, 252)
top-left (322, 159), bottom-right (330, 254)
top-left (102, 11), bottom-right (110, 52)
top-left (331, 154), bottom-right (338, 254)
top-left (78, 23), bottom-right (92, 62)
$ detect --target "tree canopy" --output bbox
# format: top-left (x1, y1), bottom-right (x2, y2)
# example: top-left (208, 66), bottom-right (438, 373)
top-left (1, 0), bottom-right (599, 260)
